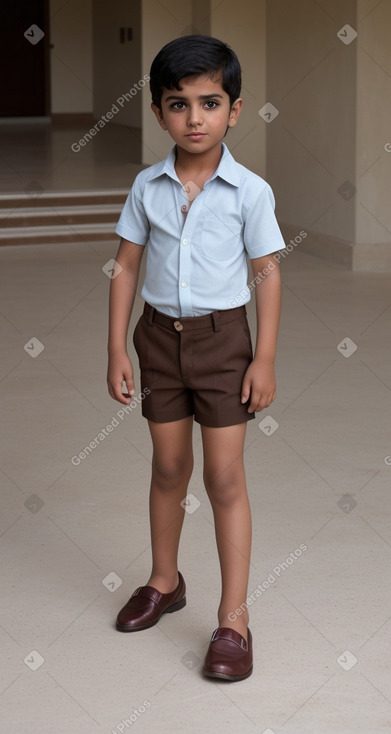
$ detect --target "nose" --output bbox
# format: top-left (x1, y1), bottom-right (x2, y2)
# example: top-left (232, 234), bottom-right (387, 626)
top-left (187, 105), bottom-right (203, 127)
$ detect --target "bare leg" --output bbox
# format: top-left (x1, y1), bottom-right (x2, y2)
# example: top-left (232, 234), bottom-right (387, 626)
top-left (145, 416), bottom-right (194, 593)
top-left (201, 422), bottom-right (251, 641)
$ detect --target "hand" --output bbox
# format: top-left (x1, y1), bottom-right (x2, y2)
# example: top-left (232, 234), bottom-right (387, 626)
top-left (107, 350), bottom-right (135, 405)
top-left (241, 359), bottom-right (276, 412)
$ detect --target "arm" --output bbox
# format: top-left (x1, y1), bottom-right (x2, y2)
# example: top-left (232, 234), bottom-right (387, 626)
top-left (241, 254), bottom-right (282, 412)
top-left (107, 238), bottom-right (145, 405)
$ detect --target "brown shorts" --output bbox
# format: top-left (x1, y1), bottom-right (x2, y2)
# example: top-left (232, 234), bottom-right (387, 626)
top-left (132, 302), bottom-right (255, 428)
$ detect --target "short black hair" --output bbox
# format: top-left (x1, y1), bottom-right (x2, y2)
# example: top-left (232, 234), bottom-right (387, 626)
top-left (149, 34), bottom-right (241, 109)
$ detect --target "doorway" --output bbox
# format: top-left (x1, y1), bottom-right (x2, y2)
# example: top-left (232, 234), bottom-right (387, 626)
top-left (0, 0), bottom-right (50, 117)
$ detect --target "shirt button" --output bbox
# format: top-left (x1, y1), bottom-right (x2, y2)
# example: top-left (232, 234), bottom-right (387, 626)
top-left (181, 281), bottom-right (188, 288)
top-left (182, 238), bottom-right (189, 245)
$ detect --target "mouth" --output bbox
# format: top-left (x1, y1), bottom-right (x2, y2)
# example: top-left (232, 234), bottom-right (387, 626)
top-left (186, 133), bottom-right (206, 139)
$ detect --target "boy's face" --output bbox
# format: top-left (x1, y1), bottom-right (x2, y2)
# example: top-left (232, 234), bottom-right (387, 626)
top-left (151, 73), bottom-right (242, 156)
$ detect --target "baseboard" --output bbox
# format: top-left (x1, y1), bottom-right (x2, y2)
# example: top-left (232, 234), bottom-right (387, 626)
top-left (51, 113), bottom-right (94, 126)
top-left (279, 223), bottom-right (391, 272)
top-left (351, 242), bottom-right (391, 271)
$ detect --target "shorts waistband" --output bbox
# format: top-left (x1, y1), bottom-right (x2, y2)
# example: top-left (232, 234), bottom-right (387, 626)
top-left (143, 302), bottom-right (247, 333)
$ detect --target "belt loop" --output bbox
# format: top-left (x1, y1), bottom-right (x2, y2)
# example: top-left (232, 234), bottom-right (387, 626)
top-left (211, 310), bottom-right (221, 332)
top-left (145, 303), bottom-right (155, 326)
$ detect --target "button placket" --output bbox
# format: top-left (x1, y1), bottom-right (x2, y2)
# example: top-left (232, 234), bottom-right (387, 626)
top-left (177, 189), bottom-right (205, 317)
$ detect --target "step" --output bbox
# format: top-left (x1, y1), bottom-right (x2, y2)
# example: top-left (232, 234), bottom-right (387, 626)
top-left (0, 204), bottom-right (123, 228)
top-left (0, 222), bottom-right (120, 246)
top-left (0, 189), bottom-right (128, 246)
top-left (0, 189), bottom-right (129, 209)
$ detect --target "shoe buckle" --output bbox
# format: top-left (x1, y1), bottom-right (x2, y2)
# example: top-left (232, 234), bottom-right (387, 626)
top-left (211, 627), bottom-right (247, 649)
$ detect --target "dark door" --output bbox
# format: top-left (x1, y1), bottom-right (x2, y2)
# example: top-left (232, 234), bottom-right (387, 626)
top-left (0, 0), bottom-right (49, 116)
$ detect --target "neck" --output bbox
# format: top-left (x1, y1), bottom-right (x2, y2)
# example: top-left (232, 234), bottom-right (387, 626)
top-left (174, 142), bottom-right (223, 174)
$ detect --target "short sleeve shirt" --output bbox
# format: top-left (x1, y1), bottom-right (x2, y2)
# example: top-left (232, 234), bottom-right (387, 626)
top-left (115, 142), bottom-right (286, 317)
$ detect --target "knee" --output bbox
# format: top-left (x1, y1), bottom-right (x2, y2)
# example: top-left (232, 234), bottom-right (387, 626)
top-left (152, 454), bottom-right (193, 488)
top-left (203, 467), bottom-right (243, 507)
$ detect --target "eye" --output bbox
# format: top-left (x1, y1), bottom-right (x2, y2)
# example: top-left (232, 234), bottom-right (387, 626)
top-left (170, 101), bottom-right (186, 110)
top-left (204, 100), bottom-right (219, 109)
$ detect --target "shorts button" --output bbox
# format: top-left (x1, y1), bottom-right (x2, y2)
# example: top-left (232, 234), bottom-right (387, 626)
top-left (174, 320), bottom-right (183, 331)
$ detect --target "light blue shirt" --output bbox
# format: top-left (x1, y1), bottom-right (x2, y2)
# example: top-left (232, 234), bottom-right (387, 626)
top-left (115, 142), bottom-right (286, 317)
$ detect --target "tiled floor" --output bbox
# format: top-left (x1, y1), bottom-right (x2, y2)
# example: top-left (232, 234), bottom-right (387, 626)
top-left (0, 120), bottom-right (145, 193)
top-left (1, 123), bottom-right (391, 733)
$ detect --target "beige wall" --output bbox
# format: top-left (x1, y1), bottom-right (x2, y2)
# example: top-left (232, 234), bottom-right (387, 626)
top-left (266, 0), bottom-right (391, 270)
top-left (92, 0), bottom-right (142, 128)
top-left (50, 0), bottom-right (142, 126)
top-left (355, 0), bottom-right (391, 264)
top-left (266, 0), bottom-right (357, 249)
top-left (50, 0), bottom-right (93, 114)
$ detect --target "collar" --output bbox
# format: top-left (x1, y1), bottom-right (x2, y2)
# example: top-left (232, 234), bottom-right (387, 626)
top-left (148, 142), bottom-right (240, 188)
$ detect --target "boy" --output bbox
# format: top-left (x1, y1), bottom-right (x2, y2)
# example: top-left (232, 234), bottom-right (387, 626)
top-left (107, 35), bottom-right (285, 682)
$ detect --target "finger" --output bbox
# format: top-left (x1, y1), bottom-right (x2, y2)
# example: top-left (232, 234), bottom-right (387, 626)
top-left (122, 367), bottom-right (135, 398)
top-left (114, 379), bottom-right (132, 404)
top-left (122, 377), bottom-right (135, 400)
top-left (248, 390), bottom-right (261, 412)
top-left (241, 377), bottom-right (251, 404)
top-left (107, 381), bottom-right (119, 401)
top-left (125, 382), bottom-right (135, 398)
top-left (255, 392), bottom-right (275, 411)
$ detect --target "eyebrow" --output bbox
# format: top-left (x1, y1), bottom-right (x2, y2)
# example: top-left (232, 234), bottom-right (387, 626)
top-left (164, 93), bottom-right (224, 101)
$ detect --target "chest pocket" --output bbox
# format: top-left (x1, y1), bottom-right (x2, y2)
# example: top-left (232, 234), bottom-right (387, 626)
top-left (201, 215), bottom-right (242, 261)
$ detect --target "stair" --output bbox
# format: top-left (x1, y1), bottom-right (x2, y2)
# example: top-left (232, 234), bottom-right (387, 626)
top-left (0, 190), bottom-right (129, 246)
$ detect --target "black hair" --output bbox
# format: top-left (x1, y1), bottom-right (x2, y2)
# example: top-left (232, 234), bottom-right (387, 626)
top-left (149, 34), bottom-right (241, 109)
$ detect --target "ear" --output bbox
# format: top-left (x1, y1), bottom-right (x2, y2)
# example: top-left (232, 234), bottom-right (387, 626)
top-left (151, 102), bottom-right (168, 131)
top-left (227, 97), bottom-right (243, 128)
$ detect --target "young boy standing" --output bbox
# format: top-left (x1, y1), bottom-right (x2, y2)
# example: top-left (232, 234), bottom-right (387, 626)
top-left (107, 35), bottom-right (285, 682)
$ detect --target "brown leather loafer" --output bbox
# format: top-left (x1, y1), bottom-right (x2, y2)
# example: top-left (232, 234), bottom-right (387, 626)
top-left (203, 627), bottom-right (253, 681)
top-left (116, 572), bottom-right (186, 632)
